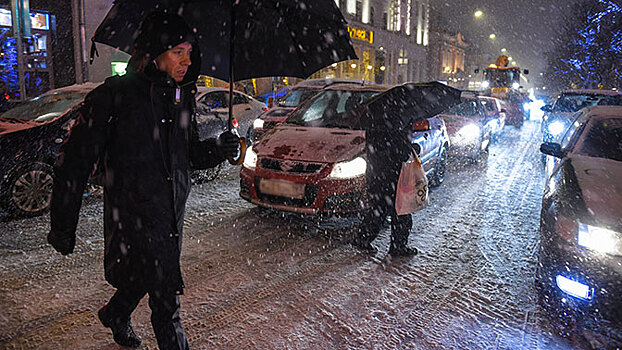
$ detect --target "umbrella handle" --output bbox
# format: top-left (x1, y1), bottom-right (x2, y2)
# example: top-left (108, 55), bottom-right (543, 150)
top-left (227, 137), bottom-right (247, 165)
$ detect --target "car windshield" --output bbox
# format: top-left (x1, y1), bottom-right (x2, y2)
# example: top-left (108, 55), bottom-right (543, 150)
top-left (1, 91), bottom-right (86, 122)
top-left (285, 90), bottom-right (379, 129)
top-left (278, 87), bottom-right (319, 108)
top-left (444, 100), bottom-right (481, 119)
top-left (554, 93), bottom-right (613, 113)
top-left (575, 118), bottom-right (622, 161)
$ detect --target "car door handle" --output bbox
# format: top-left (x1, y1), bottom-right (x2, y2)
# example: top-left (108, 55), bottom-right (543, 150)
top-left (424, 133), bottom-right (429, 139)
top-left (245, 107), bottom-right (252, 111)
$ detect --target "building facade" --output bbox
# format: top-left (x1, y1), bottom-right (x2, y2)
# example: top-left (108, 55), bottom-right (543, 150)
top-left (0, 0), bottom-right (76, 101)
top-left (312, 0), bottom-right (430, 86)
top-left (426, 30), bottom-right (469, 89)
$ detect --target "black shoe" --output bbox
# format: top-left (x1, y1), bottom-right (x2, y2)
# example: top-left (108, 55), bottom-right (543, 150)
top-left (389, 246), bottom-right (418, 257)
top-left (98, 306), bottom-right (142, 348)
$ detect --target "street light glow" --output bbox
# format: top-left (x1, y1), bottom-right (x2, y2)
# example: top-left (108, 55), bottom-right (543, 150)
top-left (489, 33), bottom-right (496, 40)
top-left (501, 48), bottom-right (507, 53)
top-left (474, 10), bottom-right (483, 18)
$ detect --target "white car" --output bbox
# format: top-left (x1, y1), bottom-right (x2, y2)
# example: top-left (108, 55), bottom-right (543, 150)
top-left (196, 87), bottom-right (266, 139)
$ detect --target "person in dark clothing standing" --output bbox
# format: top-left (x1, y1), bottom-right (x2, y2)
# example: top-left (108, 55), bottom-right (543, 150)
top-left (354, 82), bottom-right (462, 257)
top-left (46, 12), bottom-right (239, 349)
top-left (356, 113), bottom-right (418, 257)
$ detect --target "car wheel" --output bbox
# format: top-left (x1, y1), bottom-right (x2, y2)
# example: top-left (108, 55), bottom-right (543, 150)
top-left (191, 163), bottom-right (224, 184)
top-left (429, 147), bottom-right (448, 187)
top-left (2, 162), bottom-right (54, 217)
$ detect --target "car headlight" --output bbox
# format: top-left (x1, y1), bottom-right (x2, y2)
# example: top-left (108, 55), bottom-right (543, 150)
top-left (253, 118), bottom-right (264, 129)
top-left (454, 124), bottom-right (481, 144)
top-left (243, 146), bottom-right (258, 170)
top-left (481, 81), bottom-right (490, 89)
top-left (547, 120), bottom-right (565, 136)
top-left (578, 223), bottom-right (622, 256)
top-left (512, 82), bottom-right (520, 89)
top-left (329, 157), bottom-right (366, 179)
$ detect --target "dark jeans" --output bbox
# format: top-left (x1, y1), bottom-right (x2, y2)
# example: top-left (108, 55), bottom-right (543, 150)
top-left (361, 191), bottom-right (413, 249)
top-left (105, 287), bottom-right (189, 350)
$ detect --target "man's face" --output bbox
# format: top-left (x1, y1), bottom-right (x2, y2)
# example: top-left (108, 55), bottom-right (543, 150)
top-left (155, 42), bottom-right (192, 82)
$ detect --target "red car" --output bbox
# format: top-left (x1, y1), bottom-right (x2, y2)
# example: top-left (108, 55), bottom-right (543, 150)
top-left (239, 84), bottom-right (450, 215)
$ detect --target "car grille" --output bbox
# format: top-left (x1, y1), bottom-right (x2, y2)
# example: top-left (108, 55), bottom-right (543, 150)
top-left (260, 158), bottom-right (324, 174)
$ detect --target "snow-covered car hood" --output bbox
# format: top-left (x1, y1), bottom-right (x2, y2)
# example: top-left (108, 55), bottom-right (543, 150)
top-left (439, 114), bottom-right (479, 136)
top-left (254, 125), bottom-right (365, 163)
top-left (570, 154), bottom-right (622, 227)
top-left (0, 121), bottom-right (36, 135)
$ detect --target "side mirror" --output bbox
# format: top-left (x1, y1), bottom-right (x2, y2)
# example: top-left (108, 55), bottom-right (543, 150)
top-left (413, 119), bottom-right (431, 131)
top-left (541, 105), bottom-right (552, 113)
top-left (540, 142), bottom-right (564, 158)
top-left (523, 69), bottom-right (529, 75)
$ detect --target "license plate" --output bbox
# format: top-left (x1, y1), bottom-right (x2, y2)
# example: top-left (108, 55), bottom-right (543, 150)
top-left (259, 179), bottom-right (305, 199)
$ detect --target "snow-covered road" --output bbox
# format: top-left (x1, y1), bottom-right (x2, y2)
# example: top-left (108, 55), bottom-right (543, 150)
top-left (0, 121), bottom-right (616, 349)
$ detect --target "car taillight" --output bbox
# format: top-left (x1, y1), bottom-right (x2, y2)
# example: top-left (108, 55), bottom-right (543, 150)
top-left (232, 119), bottom-right (239, 129)
top-left (262, 106), bottom-right (269, 111)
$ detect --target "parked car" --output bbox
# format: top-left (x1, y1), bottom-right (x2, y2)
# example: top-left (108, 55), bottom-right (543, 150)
top-left (0, 83), bottom-right (101, 216)
top-left (537, 105), bottom-right (622, 331)
top-left (239, 83), bottom-right (451, 215)
top-left (251, 78), bottom-right (371, 142)
top-left (438, 95), bottom-right (495, 162)
top-left (196, 86), bottom-right (266, 140)
top-left (478, 96), bottom-right (506, 140)
top-left (541, 89), bottom-right (622, 144)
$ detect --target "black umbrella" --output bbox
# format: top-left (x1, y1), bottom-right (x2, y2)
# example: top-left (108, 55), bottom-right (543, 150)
top-left (92, 0), bottom-right (358, 153)
top-left (361, 82), bottom-right (463, 129)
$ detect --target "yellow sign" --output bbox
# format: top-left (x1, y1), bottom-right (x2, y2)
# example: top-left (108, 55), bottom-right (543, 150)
top-left (347, 26), bottom-right (374, 44)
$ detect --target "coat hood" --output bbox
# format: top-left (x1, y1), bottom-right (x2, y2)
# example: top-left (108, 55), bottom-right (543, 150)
top-left (131, 11), bottom-right (201, 84)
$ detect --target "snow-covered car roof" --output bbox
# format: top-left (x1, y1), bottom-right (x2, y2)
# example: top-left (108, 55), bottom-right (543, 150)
top-left (561, 89), bottom-right (622, 97)
top-left (323, 83), bottom-right (392, 92)
top-left (292, 78), bottom-right (374, 89)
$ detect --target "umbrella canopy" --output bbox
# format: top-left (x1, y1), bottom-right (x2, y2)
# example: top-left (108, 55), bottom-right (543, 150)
top-left (92, 0), bottom-right (358, 82)
top-left (360, 82), bottom-right (463, 129)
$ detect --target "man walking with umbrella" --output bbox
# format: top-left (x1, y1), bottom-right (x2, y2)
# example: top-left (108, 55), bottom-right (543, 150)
top-left (47, 12), bottom-right (239, 349)
top-left (355, 83), bottom-right (462, 257)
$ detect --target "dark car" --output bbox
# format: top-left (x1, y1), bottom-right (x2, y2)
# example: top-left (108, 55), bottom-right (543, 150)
top-left (0, 84), bottom-right (232, 216)
top-left (537, 105), bottom-right (622, 331)
top-left (0, 83), bottom-right (100, 217)
top-left (541, 89), bottom-right (622, 144)
top-left (250, 78), bottom-right (371, 142)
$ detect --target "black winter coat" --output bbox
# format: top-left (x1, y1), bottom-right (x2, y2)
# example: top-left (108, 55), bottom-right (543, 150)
top-left (363, 110), bottom-right (414, 208)
top-left (50, 67), bottom-right (224, 294)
